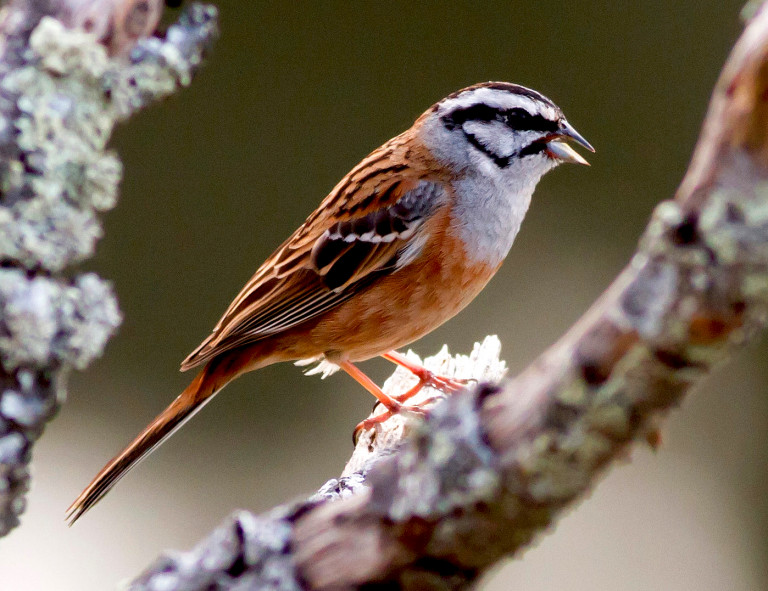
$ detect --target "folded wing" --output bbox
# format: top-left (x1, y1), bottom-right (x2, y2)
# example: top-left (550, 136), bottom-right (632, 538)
top-left (180, 175), bottom-right (444, 371)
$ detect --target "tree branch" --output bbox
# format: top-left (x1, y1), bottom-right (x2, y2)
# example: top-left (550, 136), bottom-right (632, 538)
top-left (0, 0), bottom-right (217, 537)
top-left (126, 3), bottom-right (768, 590)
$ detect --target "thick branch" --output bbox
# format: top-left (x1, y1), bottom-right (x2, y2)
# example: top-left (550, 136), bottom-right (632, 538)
top-left (125, 3), bottom-right (768, 590)
top-left (0, 0), bottom-right (217, 537)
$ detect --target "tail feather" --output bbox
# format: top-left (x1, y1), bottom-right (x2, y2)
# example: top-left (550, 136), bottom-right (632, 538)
top-left (66, 365), bottom-right (221, 525)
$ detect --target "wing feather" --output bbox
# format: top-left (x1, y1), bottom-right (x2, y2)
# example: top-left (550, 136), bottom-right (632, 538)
top-left (181, 140), bottom-right (445, 371)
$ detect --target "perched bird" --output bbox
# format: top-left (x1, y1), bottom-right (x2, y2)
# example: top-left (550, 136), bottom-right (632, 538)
top-left (67, 82), bottom-right (593, 523)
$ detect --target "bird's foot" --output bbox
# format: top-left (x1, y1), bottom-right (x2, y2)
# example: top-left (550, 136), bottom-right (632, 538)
top-left (351, 350), bottom-right (476, 444)
top-left (393, 372), bottom-right (469, 402)
top-left (383, 350), bottom-right (472, 401)
top-left (353, 399), bottom-right (438, 444)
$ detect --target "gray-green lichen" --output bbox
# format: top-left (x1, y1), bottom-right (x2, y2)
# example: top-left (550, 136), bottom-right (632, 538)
top-left (129, 510), bottom-right (303, 591)
top-left (0, 270), bottom-right (121, 371)
top-left (700, 183), bottom-right (768, 267)
top-left (619, 254), bottom-right (680, 340)
top-left (508, 155), bottom-right (768, 516)
top-left (0, 3), bottom-right (218, 537)
top-left (1, 18), bottom-right (118, 270)
top-left (372, 389), bottom-right (501, 521)
top-left (0, 6), bottom-right (217, 270)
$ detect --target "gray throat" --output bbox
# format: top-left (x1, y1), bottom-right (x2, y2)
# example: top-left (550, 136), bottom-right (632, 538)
top-left (449, 169), bottom-right (541, 267)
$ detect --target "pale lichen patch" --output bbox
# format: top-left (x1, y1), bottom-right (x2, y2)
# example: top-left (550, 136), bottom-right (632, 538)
top-left (0, 4), bottom-right (217, 537)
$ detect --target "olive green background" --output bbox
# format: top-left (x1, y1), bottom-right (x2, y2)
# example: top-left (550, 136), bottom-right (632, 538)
top-left (3, 2), bottom-right (768, 589)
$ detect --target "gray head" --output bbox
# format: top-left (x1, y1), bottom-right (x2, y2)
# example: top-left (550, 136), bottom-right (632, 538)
top-left (420, 82), bottom-right (593, 181)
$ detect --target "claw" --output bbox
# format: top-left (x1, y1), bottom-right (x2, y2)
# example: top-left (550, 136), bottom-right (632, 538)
top-left (353, 403), bottom-right (430, 444)
top-left (391, 373), bottom-right (468, 403)
top-left (424, 373), bottom-right (469, 394)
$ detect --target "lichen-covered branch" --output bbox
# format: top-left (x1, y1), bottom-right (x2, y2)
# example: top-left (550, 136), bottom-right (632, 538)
top-left (0, 0), bottom-right (217, 537)
top-left (127, 3), bottom-right (768, 590)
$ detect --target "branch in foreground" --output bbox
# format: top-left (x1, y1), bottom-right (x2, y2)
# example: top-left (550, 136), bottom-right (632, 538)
top-left (130, 4), bottom-right (768, 590)
top-left (0, 1), bottom-right (217, 537)
top-left (130, 339), bottom-right (507, 591)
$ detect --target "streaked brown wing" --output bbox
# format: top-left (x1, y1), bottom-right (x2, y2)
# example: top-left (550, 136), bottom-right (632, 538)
top-left (181, 142), bottom-right (444, 371)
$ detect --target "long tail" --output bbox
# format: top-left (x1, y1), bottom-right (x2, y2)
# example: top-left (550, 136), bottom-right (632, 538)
top-left (66, 361), bottom-right (231, 525)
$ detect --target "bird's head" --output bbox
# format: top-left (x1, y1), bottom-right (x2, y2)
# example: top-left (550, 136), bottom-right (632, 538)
top-left (421, 81), bottom-right (594, 182)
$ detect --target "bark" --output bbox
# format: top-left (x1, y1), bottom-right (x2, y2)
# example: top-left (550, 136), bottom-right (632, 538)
top-left (127, 3), bottom-right (768, 590)
top-left (0, 0), bottom-right (217, 537)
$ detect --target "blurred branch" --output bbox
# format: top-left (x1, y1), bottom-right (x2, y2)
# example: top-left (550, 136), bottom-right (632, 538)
top-left (0, 0), bottom-right (217, 537)
top-left (127, 3), bottom-right (768, 590)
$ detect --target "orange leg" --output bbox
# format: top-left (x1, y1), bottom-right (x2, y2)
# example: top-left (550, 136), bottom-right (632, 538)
top-left (381, 350), bottom-right (469, 402)
top-left (339, 360), bottom-right (403, 413)
top-left (339, 360), bottom-right (429, 442)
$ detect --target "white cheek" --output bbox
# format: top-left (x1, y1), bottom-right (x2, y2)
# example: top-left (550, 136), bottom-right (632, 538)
top-left (460, 124), bottom-right (547, 162)
top-left (462, 120), bottom-right (519, 156)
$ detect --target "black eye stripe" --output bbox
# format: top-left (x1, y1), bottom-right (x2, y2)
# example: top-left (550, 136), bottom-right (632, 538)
top-left (503, 109), bottom-right (558, 132)
top-left (443, 104), bottom-right (558, 133)
top-left (463, 132), bottom-right (512, 168)
top-left (442, 104), bottom-right (499, 128)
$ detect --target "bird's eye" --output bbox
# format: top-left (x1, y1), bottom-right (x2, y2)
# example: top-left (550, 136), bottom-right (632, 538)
top-left (502, 108), bottom-right (531, 127)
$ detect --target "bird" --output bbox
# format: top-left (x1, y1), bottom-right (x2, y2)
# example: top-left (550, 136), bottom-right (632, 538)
top-left (67, 81), bottom-right (593, 524)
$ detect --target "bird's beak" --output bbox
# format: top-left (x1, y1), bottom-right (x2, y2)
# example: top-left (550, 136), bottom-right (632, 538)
top-left (545, 120), bottom-right (595, 166)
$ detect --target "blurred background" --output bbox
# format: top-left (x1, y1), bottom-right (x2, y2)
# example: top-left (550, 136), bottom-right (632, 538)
top-left (3, 1), bottom-right (767, 589)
